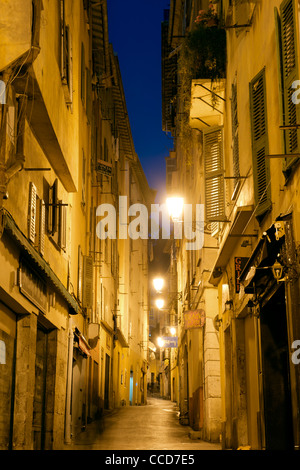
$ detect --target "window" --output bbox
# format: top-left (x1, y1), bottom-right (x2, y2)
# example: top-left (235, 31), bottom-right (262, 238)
top-left (47, 179), bottom-right (67, 251)
top-left (28, 183), bottom-right (46, 255)
top-left (275, 0), bottom-right (300, 174)
top-left (203, 126), bottom-right (225, 236)
top-left (249, 69), bottom-right (271, 219)
top-left (82, 149), bottom-right (86, 207)
top-left (60, 0), bottom-right (73, 105)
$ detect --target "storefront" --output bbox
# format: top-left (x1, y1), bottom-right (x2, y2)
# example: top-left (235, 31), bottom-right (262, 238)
top-left (240, 215), bottom-right (300, 449)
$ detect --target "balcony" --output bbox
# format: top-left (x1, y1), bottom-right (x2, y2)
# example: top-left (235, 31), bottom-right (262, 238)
top-left (189, 78), bottom-right (226, 130)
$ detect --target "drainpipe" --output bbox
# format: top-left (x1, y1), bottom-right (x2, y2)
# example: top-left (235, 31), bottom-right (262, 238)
top-left (65, 316), bottom-right (74, 445)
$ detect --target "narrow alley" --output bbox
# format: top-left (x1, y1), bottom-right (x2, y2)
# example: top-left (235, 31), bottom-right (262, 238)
top-left (63, 397), bottom-right (221, 451)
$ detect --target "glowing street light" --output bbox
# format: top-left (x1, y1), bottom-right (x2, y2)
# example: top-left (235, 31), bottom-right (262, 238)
top-left (157, 337), bottom-right (165, 348)
top-left (166, 196), bottom-right (184, 222)
top-left (153, 277), bottom-right (164, 293)
top-left (170, 327), bottom-right (176, 336)
top-left (155, 298), bottom-right (165, 310)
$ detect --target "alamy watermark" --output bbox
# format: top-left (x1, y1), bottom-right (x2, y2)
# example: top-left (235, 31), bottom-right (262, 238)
top-left (96, 196), bottom-right (204, 250)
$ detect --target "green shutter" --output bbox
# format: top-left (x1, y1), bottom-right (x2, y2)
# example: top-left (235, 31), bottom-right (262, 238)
top-left (249, 69), bottom-right (271, 218)
top-left (280, 0), bottom-right (300, 170)
top-left (204, 126), bottom-right (225, 235)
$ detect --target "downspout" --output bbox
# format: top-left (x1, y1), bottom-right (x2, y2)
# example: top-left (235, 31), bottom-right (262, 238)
top-left (64, 316), bottom-right (73, 445)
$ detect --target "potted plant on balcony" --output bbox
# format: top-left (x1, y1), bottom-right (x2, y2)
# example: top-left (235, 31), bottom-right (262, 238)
top-left (176, 2), bottom-right (226, 161)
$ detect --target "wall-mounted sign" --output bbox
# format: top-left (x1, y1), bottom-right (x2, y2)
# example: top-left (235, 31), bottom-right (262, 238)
top-left (234, 257), bottom-right (249, 293)
top-left (184, 309), bottom-right (205, 329)
top-left (19, 260), bottom-right (47, 313)
top-left (96, 160), bottom-right (112, 177)
top-left (162, 336), bottom-right (178, 348)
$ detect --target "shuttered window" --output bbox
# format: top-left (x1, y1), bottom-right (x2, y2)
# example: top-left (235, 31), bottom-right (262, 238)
top-left (275, 0), bottom-right (300, 172)
top-left (249, 69), bottom-right (271, 218)
top-left (81, 43), bottom-right (86, 104)
top-left (28, 182), bottom-right (37, 243)
top-left (60, 0), bottom-right (73, 105)
top-left (82, 256), bottom-right (93, 309)
top-left (59, 202), bottom-right (67, 251)
top-left (231, 81), bottom-right (240, 199)
top-left (39, 200), bottom-right (45, 256)
top-left (204, 126), bottom-right (225, 236)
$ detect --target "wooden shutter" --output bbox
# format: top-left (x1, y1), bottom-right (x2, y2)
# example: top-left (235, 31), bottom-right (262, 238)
top-left (81, 43), bottom-right (85, 104)
top-left (39, 199), bottom-right (45, 255)
top-left (249, 69), bottom-right (271, 217)
top-left (78, 246), bottom-right (83, 302)
top-left (28, 182), bottom-right (37, 243)
top-left (204, 127), bottom-right (225, 235)
top-left (86, 68), bottom-right (92, 122)
top-left (59, 201), bottom-right (67, 251)
top-left (83, 256), bottom-right (93, 309)
top-left (48, 179), bottom-right (58, 235)
top-left (280, 0), bottom-right (300, 170)
top-left (231, 81), bottom-right (240, 200)
top-left (60, 0), bottom-right (66, 79)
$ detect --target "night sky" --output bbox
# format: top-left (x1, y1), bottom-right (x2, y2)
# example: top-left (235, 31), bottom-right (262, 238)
top-left (107, 0), bottom-right (173, 203)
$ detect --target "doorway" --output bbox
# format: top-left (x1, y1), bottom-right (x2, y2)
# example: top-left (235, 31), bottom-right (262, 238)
top-left (129, 370), bottom-right (134, 405)
top-left (104, 354), bottom-right (110, 409)
top-left (260, 284), bottom-right (294, 450)
top-left (33, 326), bottom-right (47, 450)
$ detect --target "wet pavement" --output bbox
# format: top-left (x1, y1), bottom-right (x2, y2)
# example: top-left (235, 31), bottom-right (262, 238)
top-left (63, 397), bottom-right (221, 451)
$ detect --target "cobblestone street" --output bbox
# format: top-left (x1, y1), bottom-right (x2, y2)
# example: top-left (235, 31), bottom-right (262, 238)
top-left (63, 397), bottom-right (221, 451)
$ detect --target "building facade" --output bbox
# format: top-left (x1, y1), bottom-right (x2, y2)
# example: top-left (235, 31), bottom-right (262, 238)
top-left (209, 0), bottom-right (300, 450)
top-left (162, 0), bottom-right (300, 450)
top-left (161, 0), bottom-right (222, 442)
top-left (0, 0), bottom-right (151, 450)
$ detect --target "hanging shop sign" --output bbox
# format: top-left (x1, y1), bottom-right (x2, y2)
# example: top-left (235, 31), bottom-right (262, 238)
top-left (235, 257), bottom-right (249, 293)
top-left (18, 260), bottom-right (47, 313)
top-left (96, 160), bottom-right (112, 177)
top-left (184, 309), bottom-right (205, 329)
top-left (162, 337), bottom-right (178, 348)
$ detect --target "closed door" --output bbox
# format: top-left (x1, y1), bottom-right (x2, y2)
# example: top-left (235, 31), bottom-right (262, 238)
top-left (33, 326), bottom-right (47, 450)
top-left (104, 354), bottom-right (110, 409)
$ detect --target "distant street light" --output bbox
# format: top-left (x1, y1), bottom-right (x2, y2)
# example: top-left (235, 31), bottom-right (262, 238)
top-left (153, 277), bottom-right (164, 293)
top-left (170, 327), bottom-right (176, 336)
top-left (155, 298), bottom-right (165, 310)
top-left (166, 196), bottom-right (184, 222)
top-left (157, 337), bottom-right (165, 348)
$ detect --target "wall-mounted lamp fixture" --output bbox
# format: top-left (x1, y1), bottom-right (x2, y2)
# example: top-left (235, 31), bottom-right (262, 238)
top-left (225, 300), bottom-right (233, 311)
top-left (153, 277), bottom-right (164, 293)
top-left (166, 196), bottom-right (184, 222)
top-left (272, 260), bottom-right (284, 282)
top-left (155, 298), bottom-right (165, 310)
top-left (247, 298), bottom-right (260, 317)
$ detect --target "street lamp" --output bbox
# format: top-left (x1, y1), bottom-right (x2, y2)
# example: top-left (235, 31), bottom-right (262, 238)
top-left (170, 327), bottom-right (176, 336)
top-left (157, 337), bottom-right (165, 348)
top-left (153, 277), bottom-right (164, 293)
top-left (166, 196), bottom-right (184, 222)
top-left (155, 298), bottom-right (165, 310)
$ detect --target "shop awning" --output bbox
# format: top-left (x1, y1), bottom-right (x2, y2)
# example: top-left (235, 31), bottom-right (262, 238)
top-left (209, 205), bottom-right (255, 286)
top-left (3, 210), bottom-right (80, 315)
top-left (239, 221), bottom-right (285, 295)
top-left (74, 328), bottom-right (91, 357)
